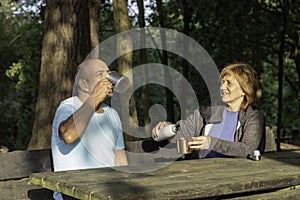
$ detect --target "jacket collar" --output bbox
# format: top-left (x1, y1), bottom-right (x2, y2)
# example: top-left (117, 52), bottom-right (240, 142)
top-left (201, 105), bottom-right (255, 124)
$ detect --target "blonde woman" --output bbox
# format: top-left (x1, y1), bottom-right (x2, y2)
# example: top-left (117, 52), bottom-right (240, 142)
top-left (152, 63), bottom-right (265, 158)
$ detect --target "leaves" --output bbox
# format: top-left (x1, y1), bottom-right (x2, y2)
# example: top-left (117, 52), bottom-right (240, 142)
top-left (0, 0), bottom-right (299, 150)
top-left (0, 0), bottom-right (42, 150)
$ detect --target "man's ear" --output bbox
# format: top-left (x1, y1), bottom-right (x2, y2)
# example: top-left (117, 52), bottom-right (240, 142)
top-left (78, 79), bottom-right (89, 93)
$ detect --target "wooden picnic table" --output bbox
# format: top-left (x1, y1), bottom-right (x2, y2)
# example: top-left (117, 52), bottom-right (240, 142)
top-left (30, 150), bottom-right (300, 200)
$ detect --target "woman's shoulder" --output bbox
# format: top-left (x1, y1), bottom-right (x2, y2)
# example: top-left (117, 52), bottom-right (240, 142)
top-left (198, 105), bottom-right (225, 123)
top-left (245, 105), bottom-right (263, 115)
top-left (241, 106), bottom-right (264, 122)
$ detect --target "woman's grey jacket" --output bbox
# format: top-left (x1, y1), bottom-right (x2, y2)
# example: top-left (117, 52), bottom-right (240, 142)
top-left (175, 105), bottom-right (265, 158)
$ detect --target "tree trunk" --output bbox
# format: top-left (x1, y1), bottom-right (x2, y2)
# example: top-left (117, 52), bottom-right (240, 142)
top-left (276, 0), bottom-right (288, 152)
top-left (137, 0), bottom-right (151, 131)
top-left (89, 0), bottom-right (101, 57)
top-left (28, 0), bottom-right (99, 149)
top-left (113, 0), bottom-right (138, 140)
top-left (181, 0), bottom-right (191, 118)
top-left (156, 0), bottom-right (175, 122)
top-left (291, 31), bottom-right (300, 98)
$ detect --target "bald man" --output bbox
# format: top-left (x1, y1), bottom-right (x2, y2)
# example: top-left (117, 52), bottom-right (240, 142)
top-left (51, 59), bottom-right (128, 199)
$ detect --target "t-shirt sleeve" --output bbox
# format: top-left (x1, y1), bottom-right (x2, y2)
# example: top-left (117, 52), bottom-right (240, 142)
top-left (111, 109), bottom-right (125, 150)
top-left (52, 103), bottom-right (76, 140)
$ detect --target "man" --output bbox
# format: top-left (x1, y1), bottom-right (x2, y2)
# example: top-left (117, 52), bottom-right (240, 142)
top-left (52, 59), bottom-right (128, 199)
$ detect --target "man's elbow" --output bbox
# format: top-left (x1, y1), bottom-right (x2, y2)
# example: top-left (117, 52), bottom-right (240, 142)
top-left (59, 126), bottom-right (76, 144)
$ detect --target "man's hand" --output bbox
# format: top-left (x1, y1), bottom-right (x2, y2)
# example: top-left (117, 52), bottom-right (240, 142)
top-left (89, 78), bottom-right (113, 110)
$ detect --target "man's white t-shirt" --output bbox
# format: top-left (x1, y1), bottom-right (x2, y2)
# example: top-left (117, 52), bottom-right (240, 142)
top-left (51, 96), bottom-right (125, 172)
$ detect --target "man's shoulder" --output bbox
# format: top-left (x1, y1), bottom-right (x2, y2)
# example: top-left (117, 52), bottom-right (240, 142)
top-left (59, 96), bottom-right (81, 109)
top-left (102, 104), bottom-right (117, 113)
top-left (60, 96), bottom-right (78, 104)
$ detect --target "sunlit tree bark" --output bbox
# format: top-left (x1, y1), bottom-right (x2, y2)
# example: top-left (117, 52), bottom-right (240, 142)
top-left (113, 0), bottom-right (139, 139)
top-left (28, 0), bottom-right (100, 149)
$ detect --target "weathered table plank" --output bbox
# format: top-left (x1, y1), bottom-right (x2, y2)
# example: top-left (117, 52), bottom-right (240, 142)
top-left (231, 186), bottom-right (300, 200)
top-left (30, 151), bottom-right (300, 199)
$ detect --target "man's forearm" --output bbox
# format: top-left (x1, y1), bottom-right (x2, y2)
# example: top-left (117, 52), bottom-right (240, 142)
top-left (114, 149), bottom-right (128, 166)
top-left (59, 98), bottom-right (95, 144)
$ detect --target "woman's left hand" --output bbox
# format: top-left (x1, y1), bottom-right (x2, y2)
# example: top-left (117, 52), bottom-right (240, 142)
top-left (189, 136), bottom-right (211, 150)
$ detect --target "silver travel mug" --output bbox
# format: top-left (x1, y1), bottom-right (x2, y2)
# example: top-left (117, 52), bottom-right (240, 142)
top-left (106, 71), bottom-right (129, 93)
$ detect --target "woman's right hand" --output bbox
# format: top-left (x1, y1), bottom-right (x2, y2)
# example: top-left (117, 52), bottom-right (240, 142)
top-left (152, 121), bottom-right (171, 139)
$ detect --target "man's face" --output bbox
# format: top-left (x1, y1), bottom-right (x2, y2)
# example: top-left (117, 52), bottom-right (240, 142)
top-left (81, 61), bottom-right (110, 94)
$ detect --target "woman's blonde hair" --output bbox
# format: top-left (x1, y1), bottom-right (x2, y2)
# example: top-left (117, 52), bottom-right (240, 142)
top-left (220, 63), bottom-right (259, 110)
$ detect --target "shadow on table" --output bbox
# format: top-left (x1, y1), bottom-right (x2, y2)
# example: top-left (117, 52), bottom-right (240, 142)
top-left (102, 178), bottom-right (151, 199)
top-left (262, 150), bottom-right (300, 166)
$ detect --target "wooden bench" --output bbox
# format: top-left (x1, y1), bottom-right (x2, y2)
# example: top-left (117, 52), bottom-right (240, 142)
top-left (0, 149), bottom-right (53, 200)
top-left (267, 126), bottom-right (299, 144)
top-left (265, 126), bottom-right (277, 152)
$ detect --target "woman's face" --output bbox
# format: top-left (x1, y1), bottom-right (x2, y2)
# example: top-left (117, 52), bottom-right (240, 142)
top-left (220, 74), bottom-right (245, 111)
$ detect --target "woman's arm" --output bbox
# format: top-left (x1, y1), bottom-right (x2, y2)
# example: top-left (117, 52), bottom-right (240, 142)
top-left (176, 109), bottom-right (204, 138)
top-left (152, 109), bottom-right (204, 141)
top-left (210, 110), bottom-right (264, 157)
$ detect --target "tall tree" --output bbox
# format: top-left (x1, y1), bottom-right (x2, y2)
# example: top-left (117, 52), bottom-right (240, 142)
top-left (180, 0), bottom-right (191, 117)
top-left (28, 0), bottom-right (100, 149)
top-left (276, 0), bottom-right (288, 151)
top-left (156, 0), bottom-right (175, 122)
top-left (89, 0), bottom-right (102, 57)
top-left (137, 0), bottom-right (151, 131)
top-left (256, 0), bottom-right (299, 150)
top-left (113, 0), bottom-right (139, 139)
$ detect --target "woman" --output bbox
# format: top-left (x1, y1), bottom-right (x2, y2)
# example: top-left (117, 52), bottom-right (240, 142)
top-left (152, 63), bottom-right (265, 158)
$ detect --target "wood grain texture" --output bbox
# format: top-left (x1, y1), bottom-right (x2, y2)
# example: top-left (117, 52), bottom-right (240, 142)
top-left (30, 151), bottom-right (300, 199)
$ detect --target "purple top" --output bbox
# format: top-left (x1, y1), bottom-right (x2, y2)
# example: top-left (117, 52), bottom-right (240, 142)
top-left (206, 109), bottom-right (239, 158)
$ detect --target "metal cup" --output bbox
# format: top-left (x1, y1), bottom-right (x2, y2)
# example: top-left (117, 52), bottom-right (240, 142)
top-left (106, 71), bottom-right (129, 93)
top-left (176, 138), bottom-right (192, 154)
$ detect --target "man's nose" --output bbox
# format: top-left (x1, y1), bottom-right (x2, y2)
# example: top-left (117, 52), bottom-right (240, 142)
top-left (103, 71), bottom-right (110, 79)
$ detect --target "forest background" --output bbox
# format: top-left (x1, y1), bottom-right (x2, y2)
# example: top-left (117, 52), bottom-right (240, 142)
top-left (0, 0), bottom-right (299, 151)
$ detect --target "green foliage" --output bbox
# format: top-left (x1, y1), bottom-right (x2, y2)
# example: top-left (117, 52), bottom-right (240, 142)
top-left (134, 0), bottom-right (300, 128)
top-left (150, 0), bottom-right (300, 128)
top-left (0, 0), bottom-right (43, 150)
top-left (0, 0), bottom-right (299, 149)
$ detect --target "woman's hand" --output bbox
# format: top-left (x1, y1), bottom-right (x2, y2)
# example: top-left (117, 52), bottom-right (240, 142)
top-left (189, 136), bottom-right (211, 150)
top-left (152, 121), bottom-right (171, 139)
